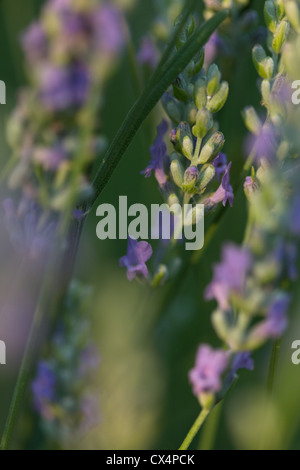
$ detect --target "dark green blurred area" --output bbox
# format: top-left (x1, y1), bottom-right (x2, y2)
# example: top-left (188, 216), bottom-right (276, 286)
top-left (0, 0), bottom-right (300, 450)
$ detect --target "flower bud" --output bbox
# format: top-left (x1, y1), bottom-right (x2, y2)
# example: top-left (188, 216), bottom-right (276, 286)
top-left (170, 158), bottom-right (184, 188)
top-left (161, 93), bottom-right (181, 124)
top-left (182, 166), bottom-right (199, 193)
top-left (187, 103), bottom-right (198, 126)
top-left (152, 264), bottom-right (168, 287)
top-left (173, 76), bottom-right (188, 102)
top-left (244, 176), bottom-right (259, 201)
top-left (243, 106), bottom-right (261, 135)
top-left (192, 109), bottom-right (213, 138)
top-left (176, 122), bottom-right (194, 160)
top-left (272, 20), bottom-right (290, 54)
top-left (198, 131), bottom-right (225, 164)
top-left (252, 45), bottom-right (274, 79)
top-left (197, 164), bottom-right (216, 192)
top-left (207, 64), bottom-right (221, 97)
top-left (194, 78), bottom-right (207, 109)
top-left (264, 0), bottom-right (278, 33)
top-left (207, 81), bottom-right (229, 113)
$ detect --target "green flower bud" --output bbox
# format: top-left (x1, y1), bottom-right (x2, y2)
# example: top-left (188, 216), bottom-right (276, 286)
top-left (197, 164), bottom-right (216, 192)
top-left (192, 109), bottom-right (213, 138)
top-left (170, 158), bottom-right (184, 188)
top-left (284, 0), bottom-right (300, 32)
top-left (176, 122), bottom-right (194, 160)
top-left (175, 14), bottom-right (195, 49)
top-left (264, 0), bottom-right (278, 33)
top-left (162, 94), bottom-right (181, 124)
top-left (187, 103), bottom-right (198, 126)
top-left (261, 79), bottom-right (271, 106)
top-left (243, 106), bottom-right (261, 135)
top-left (252, 45), bottom-right (274, 79)
top-left (173, 76), bottom-right (188, 102)
top-left (272, 20), bottom-right (290, 54)
top-left (198, 131), bottom-right (225, 164)
top-left (182, 166), bottom-right (199, 193)
top-left (188, 48), bottom-right (204, 76)
top-left (207, 64), bottom-right (221, 96)
top-left (194, 78), bottom-right (207, 109)
top-left (207, 81), bottom-right (229, 113)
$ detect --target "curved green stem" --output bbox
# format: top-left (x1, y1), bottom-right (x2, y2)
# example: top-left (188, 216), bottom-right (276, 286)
top-left (179, 407), bottom-right (212, 450)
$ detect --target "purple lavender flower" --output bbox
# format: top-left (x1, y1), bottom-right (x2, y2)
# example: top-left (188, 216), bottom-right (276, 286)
top-left (204, 32), bottom-right (219, 68)
top-left (2, 198), bottom-right (56, 260)
top-left (39, 63), bottom-right (90, 111)
top-left (251, 295), bottom-right (290, 341)
top-left (204, 162), bottom-right (234, 208)
top-left (21, 22), bottom-right (47, 63)
top-left (205, 243), bottom-right (252, 310)
top-left (245, 124), bottom-right (276, 163)
top-left (189, 344), bottom-right (229, 396)
top-left (289, 194), bottom-right (300, 236)
top-left (212, 152), bottom-right (227, 180)
top-left (231, 352), bottom-right (254, 376)
top-left (33, 146), bottom-right (66, 170)
top-left (93, 4), bottom-right (125, 55)
top-left (141, 119), bottom-right (169, 187)
top-left (32, 361), bottom-right (56, 420)
top-left (137, 36), bottom-right (158, 69)
top-left (275, 241), bottom-right (298, 281)
top-left (119, 236), bottom-right (153, 281)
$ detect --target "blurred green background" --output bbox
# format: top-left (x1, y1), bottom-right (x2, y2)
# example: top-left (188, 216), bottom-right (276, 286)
top-left (1, 0), bottom-right (300, 450)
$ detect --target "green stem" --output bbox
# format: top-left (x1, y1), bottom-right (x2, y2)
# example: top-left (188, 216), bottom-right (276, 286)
top-left (179, 407), bottom-right (211, 450)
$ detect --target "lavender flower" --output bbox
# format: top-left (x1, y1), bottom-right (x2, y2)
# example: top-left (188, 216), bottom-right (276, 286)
top-left (205, 243), bottom-right (252, 310)
top-left (251, 295), bottom-right (290, 341)
top-left (231, 352), bottom-right (254, 376)
top-left (189, 344), bottom-right (229, 396)
top-left (119, 236), bottom-right (153, 281)
top-left (212, 152), bottom-right (227, 180)
top-left (93, 4), bottom-right (125, 55)
top-left (204, 32), bottom-right (220, 67)
top-left (245, 124), bottom-right (277, 163)
top-left (32, 361), bottom-right (56, 420)
top-left (137, 36), bottom-right (158, 69)
top-left (2, 198), bottom-right (56, 260)
top-left (39, 64), bottom-right (90, 111)
top-left (141, 119), bottom-right (169, 187)
top-left (204, 162), bottom-right (234, 208)
top-left (21, 22), bottom-right (47, 63)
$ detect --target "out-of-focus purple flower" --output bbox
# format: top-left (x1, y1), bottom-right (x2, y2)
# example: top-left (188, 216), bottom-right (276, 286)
top-left (120, 236), bottom-right (153, 281)
top-left (21, 22), bottom-right (48, 63)
top-left (205, 162), bottom-right (234, 208)
top-left (79, 345), bottom-right (101, 377)
top-left (204, 32), bottom-right (220, 67)
top-left (39, 64), bottom-right (90, 111)
top-left (73, 208), bottom-right (85, 221)
top-left (231, 352), bottom-right (254, 376)
top-left (275, 241), bottom-right (298, 281)
top-left (212, 152), bottom-right (227, 180)
top-left (33, 146), bottom-right (66, 170)
top-left (205, 243), bottom-right (252, 310)
top-left (93, 4), bottom-right (125, 55)
top-left (141, 119), bottom-right (169, 187)
top-left (189, 344), bottom-right (229, 396)
top-left (271, 75), bottom-right (292, 106)
top-left (2, 198), bottom-right (56, 260)
top-left (137, 36), bottom-right (158, 69)
top-left (289, 194), bottom-right (300, 236)
top-left (32, 361), bottom-right (56, 420)
top-left (251, 295), bottom-right (290, 341)
top-left (245, 124), bottom-right (276, 163)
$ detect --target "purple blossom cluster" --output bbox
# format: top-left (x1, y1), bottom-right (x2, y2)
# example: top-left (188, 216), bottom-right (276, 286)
top-left (7, 0), bottom-right (126, 212)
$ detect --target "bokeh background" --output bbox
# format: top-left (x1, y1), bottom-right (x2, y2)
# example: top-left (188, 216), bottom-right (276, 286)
top-left (0, 0), bottom-right (300, 450)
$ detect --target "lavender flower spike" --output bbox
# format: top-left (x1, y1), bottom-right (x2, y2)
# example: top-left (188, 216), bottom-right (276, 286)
top-left (120, 236), bottom-right (153, 281)
top-left (189, 344), bottom-right (229, 396)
